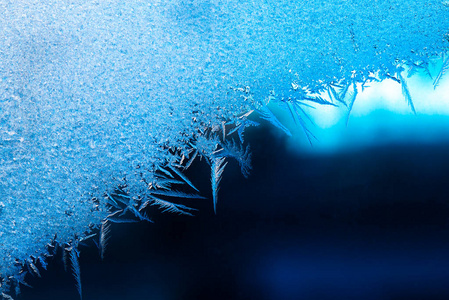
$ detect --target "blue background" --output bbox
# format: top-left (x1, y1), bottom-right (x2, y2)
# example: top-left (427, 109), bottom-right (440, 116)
top-left (19, 124), bottom-right (449, 300)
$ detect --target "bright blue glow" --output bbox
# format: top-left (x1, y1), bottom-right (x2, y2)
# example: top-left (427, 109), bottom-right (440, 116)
top-left (284, 66), bottom-right (449, 155)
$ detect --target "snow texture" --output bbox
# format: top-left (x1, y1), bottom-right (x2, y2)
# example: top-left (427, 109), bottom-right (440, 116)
top-left (1, 0), bottom-right (449, 297)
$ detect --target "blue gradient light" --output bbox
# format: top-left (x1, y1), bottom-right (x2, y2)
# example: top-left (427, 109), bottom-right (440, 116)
top-left (256, 247), bottom-right (449, 300)
top-left (283, 66), bottom-right (449, 155)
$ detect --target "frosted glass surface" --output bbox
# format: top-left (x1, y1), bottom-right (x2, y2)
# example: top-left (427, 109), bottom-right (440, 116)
top-left (1, 0), bottom-right (448, 294)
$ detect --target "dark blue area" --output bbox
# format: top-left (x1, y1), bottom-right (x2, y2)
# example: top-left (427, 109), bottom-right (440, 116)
top-left (21, 125), bottom-right (449, 300)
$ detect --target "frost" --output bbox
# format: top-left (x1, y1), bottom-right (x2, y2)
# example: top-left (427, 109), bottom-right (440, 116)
top-left (211, 157), bottom-right (228, 214)
top-left (433, 54), bottom-right (449, 89)
top-left (69, 242), bottom-right (82, 300)
top-left (1, 0), bottom-right (449, 298)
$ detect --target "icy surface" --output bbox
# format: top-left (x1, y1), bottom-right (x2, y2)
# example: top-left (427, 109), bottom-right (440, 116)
top-left (1, 0), bottom-right (448, 289)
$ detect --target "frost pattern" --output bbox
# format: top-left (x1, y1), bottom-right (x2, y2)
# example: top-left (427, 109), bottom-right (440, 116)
top-left (1, 0), bottom-right (449, 298)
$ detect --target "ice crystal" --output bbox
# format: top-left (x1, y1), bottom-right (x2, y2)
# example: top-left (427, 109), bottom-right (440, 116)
top-left (1, 0), bottom-right (448, 298)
